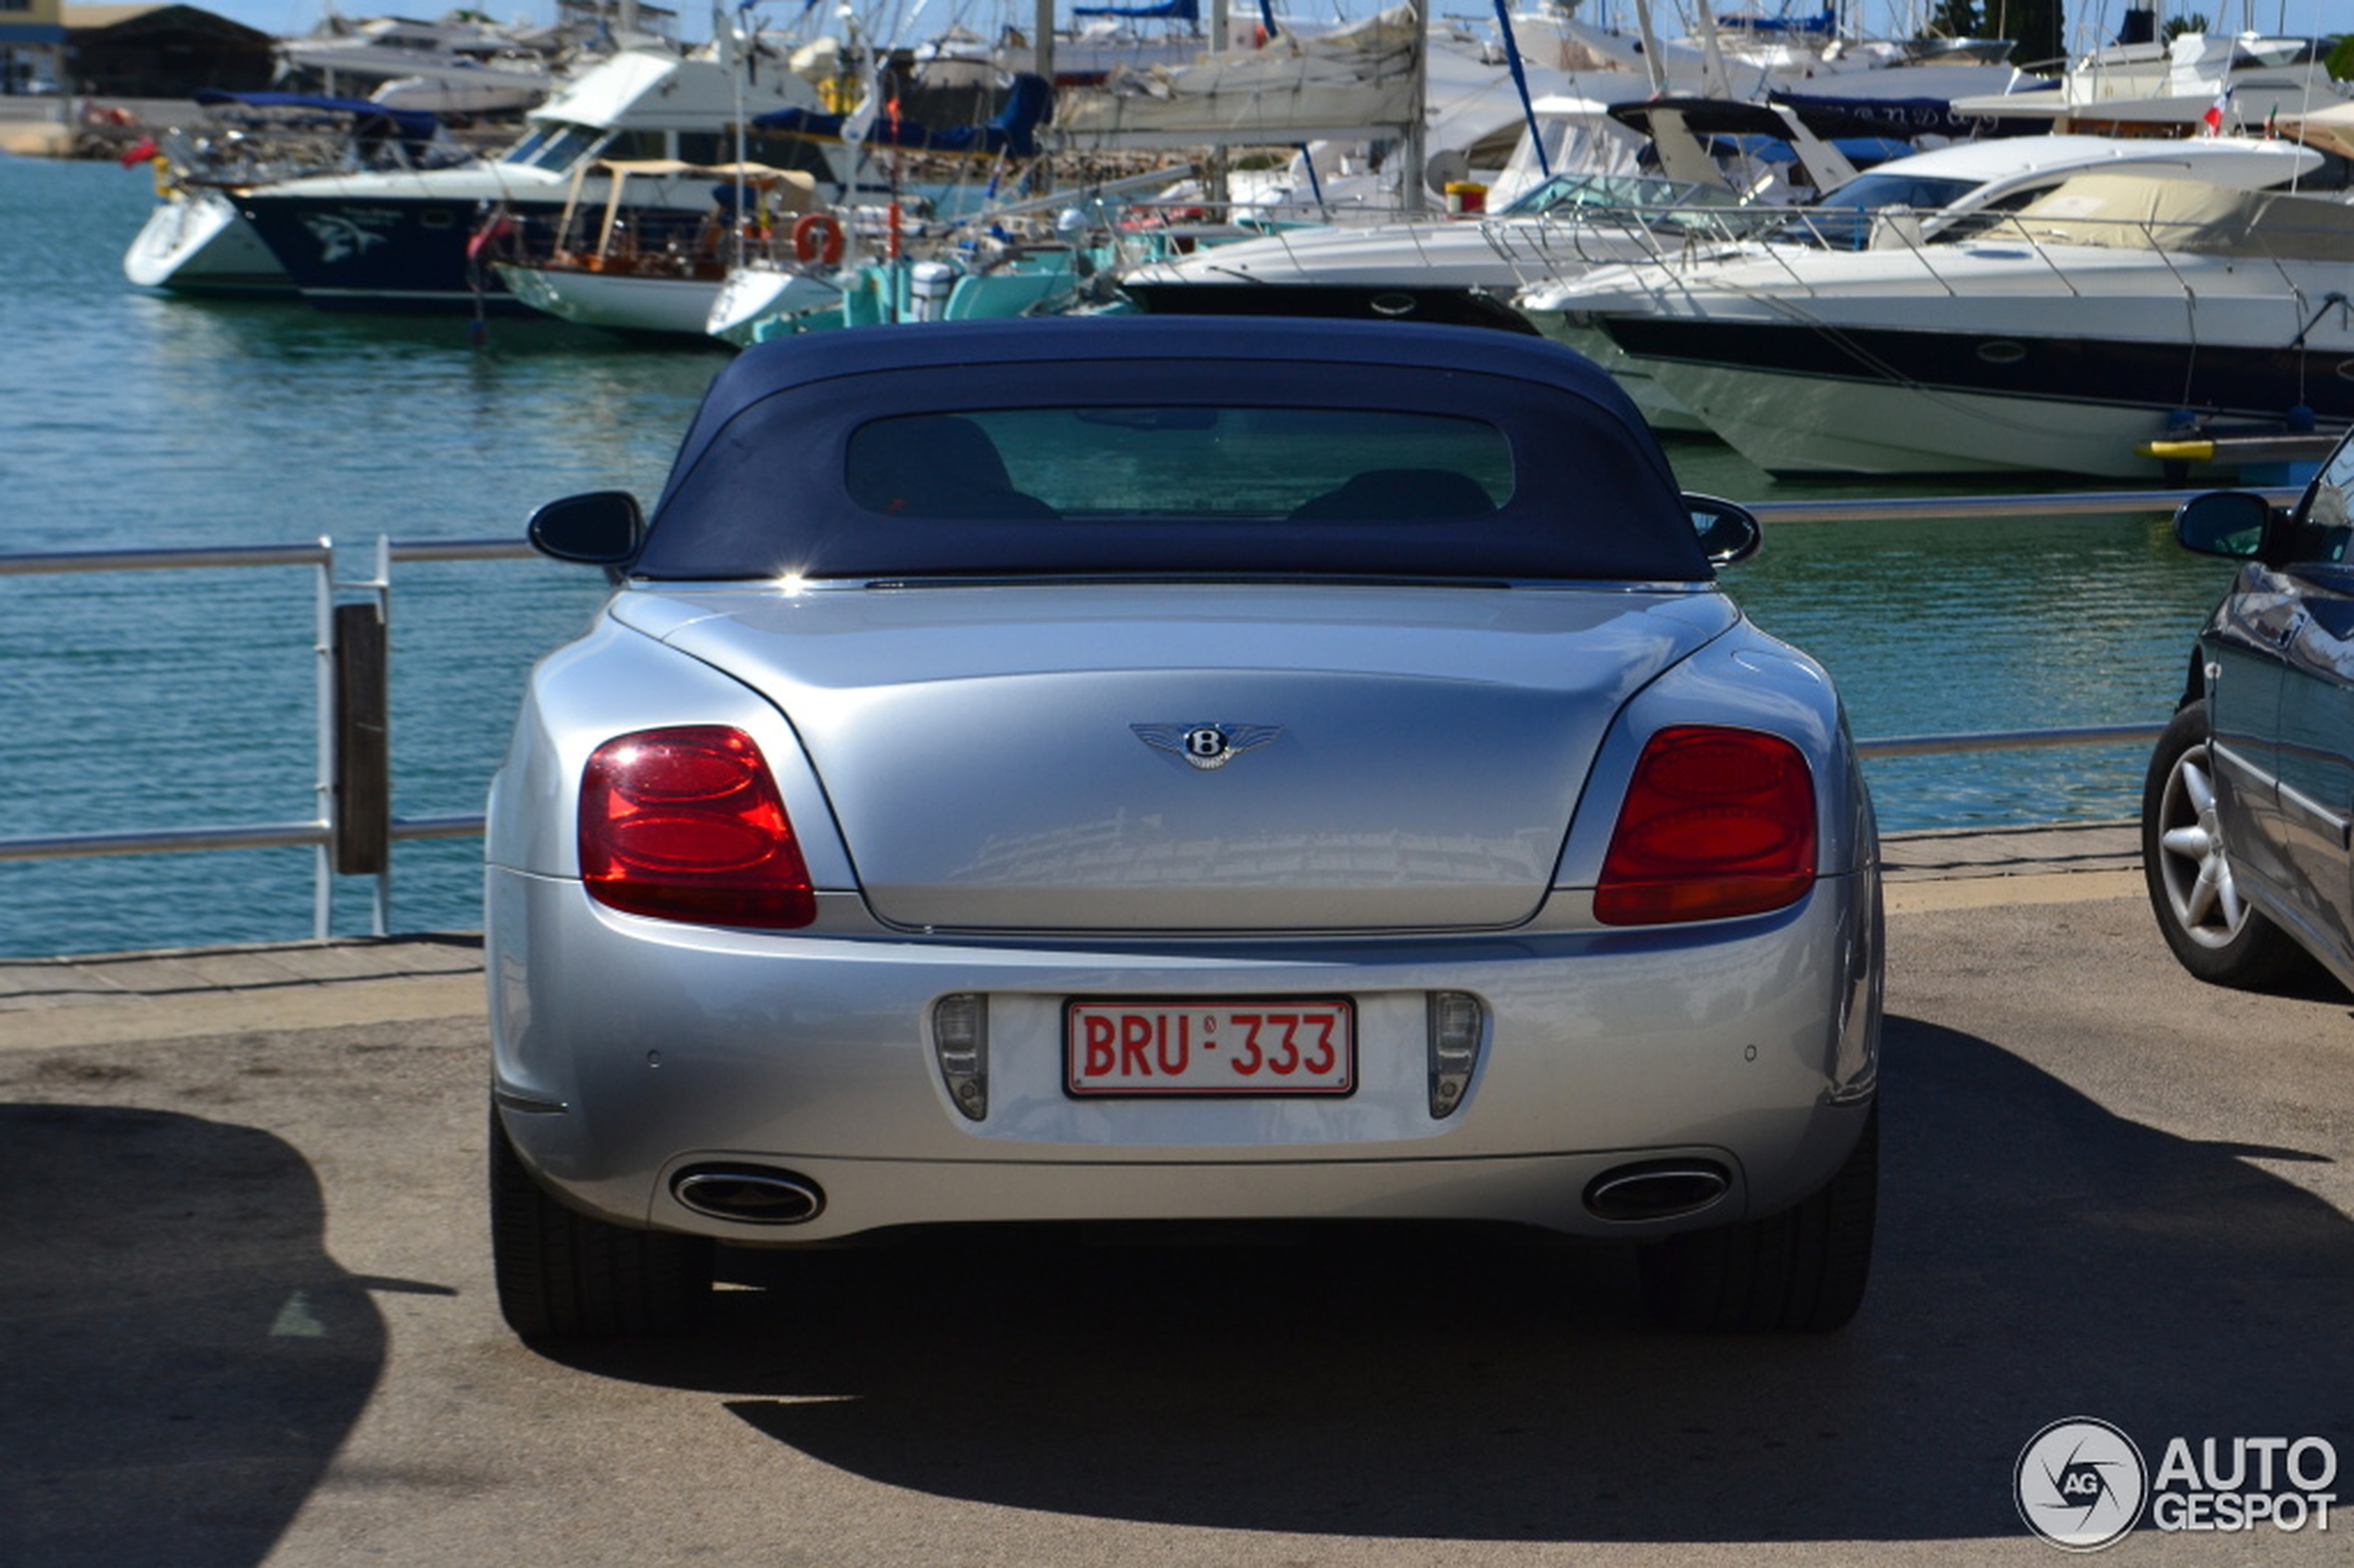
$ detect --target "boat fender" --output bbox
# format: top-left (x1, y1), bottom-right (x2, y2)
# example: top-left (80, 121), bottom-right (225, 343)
top-left (793, 213), bottom-right (845, 268)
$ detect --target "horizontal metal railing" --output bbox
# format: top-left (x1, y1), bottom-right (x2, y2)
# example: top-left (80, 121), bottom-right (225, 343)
top-left (1855, 723), bottom-right (2160, 760)
top-left (1744, 487), bottom-right (2298, 525)
top-left (0, 536), bottom-right (534, 937)
top-left (0, 486), bottom-right (2292, 932)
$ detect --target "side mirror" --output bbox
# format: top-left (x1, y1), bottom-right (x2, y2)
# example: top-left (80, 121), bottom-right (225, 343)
top-left (527, 491), bottom-right (644, 567)
top-left (2172, 490), bottom-right (2277, 562)
top-left (1686, 494), bottom-right (1762, 566)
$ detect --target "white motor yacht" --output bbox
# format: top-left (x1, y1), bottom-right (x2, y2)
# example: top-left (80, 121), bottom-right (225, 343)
top-left (1519, 161), bottom-right (2354, 479)
top-left (122, 90), bottom-right (468, 297)
top-left (1115, 95), bottom-right (1867, 335)
top-left (1947, 28), bottom-right (2352, 134)
top-left (232, 46), bottom-right (854, 312)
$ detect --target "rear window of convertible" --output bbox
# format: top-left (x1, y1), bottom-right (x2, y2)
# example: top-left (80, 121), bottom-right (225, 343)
top-left (635, 362), bottom-right (1709, 583)
top-left (845, 407), bottom-right (1515, 522)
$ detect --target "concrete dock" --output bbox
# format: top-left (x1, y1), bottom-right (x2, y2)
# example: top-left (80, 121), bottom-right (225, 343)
top-left (5, 821), bottom-right (2349, 1567)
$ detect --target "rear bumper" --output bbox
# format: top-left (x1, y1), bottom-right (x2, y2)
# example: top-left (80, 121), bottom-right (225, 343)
top-left (489, 865), bottom-right (1879, 1244)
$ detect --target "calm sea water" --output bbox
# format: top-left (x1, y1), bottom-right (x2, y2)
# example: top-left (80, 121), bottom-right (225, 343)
top-left (0, 155), bottom-right (2246, 957)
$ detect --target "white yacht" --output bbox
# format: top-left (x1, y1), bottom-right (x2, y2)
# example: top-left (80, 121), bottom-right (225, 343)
top-left (1519, 160), bottom-right (2354, 479)
top-left (1113, 95), bottom-right (1858, 331)
top-left (122, 90), bottom-right (470, 297)
top-left (1947, 28), bottom-right (2352, 134)
top-left (232, 46), bottom-right (852, 312)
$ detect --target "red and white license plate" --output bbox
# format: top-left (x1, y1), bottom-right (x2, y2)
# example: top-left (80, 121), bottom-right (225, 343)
top-left (1065, 998), bottom-right (1356, 1097)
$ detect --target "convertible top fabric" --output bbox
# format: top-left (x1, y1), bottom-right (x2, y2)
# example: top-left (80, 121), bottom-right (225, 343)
top-left (633, 318), bottom-right (1713, 584)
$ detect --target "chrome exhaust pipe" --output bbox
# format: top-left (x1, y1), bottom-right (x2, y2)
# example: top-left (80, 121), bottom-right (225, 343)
top-left (671, 1166), bottom-right (826, 1225)
top-left (1583, 1161), bottom-right (1731, 1222)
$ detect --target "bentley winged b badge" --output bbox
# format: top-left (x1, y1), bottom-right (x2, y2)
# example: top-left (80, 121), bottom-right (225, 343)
top-left (1132, 723), bottom-right (1285, 771)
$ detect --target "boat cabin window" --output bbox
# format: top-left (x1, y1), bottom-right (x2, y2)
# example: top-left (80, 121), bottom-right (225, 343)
top-left (600, 129), bottom-right (669, 162)
top-left (738, 129), bottom-right (843, 181)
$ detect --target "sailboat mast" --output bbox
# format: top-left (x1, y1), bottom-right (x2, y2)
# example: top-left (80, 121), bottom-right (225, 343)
top-left (1401, 2), bottom-right (1424, 214)
top-left (1629, 0), bottom-right (1670, 96)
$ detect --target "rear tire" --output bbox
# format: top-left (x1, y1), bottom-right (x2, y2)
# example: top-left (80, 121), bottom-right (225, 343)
top-left (2141, 700), bottom-right (2313, 991)
top-left (1639, 1101), bottom-right (1877, 1333)
top-left (489, 1106), bottom-right (712, 1341)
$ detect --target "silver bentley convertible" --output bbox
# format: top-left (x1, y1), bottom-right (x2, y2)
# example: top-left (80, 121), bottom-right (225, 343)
top-left (486, 318), bottom-right (1882, 1340)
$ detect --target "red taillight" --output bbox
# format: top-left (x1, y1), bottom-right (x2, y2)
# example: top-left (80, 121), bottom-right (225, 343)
top-left (1593, 726), bottom-right (1816, 926)
top-left (578, 726), bottom-right (816, 929)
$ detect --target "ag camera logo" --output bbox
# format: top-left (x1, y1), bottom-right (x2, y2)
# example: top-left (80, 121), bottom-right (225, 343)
top-left (2017, 1418), bottom-right (2147, 1552)
top-left (2017, 1418), bottom-right (2339, 1550)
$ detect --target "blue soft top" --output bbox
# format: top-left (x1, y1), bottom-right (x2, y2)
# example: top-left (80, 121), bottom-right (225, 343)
top-left (692, 315), bottom-right (1643, 411)
top-left (637, 318), bottom-right (1710, 584)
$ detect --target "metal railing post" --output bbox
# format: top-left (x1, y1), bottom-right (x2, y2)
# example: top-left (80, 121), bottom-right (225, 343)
top-left (329, 537), bottom-right (396, 937)
top-left (313, 538), bottom-right (334, 941)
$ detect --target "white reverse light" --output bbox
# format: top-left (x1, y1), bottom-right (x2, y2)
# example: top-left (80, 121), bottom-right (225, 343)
top-left (1427, 991), bottom-right (1484, 1119)
top-left (932, 993), bottom-right (989, 1120)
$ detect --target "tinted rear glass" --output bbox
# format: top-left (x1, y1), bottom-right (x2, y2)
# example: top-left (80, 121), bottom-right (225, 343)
top-left (637, 360), bottom-right (1708, 583)
top-left (844, 407), bottom-right (1514, 521)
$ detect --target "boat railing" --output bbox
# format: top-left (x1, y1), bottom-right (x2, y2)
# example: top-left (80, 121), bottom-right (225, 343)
top-left (0, 485), bottom-right (2301, 940)
top-left (1095, 188), bottom-right (1798, 282)
top-left (1649, 189), bottom-right (2354, 301)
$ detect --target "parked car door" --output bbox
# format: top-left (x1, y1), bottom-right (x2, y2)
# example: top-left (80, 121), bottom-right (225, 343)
top-left (2198, 565), bottom-right (2297, 897)
top-left (2207, 443), bottom-right (2354, 956)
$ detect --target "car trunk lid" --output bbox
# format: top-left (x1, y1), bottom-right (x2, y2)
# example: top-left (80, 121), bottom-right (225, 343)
top-left (628, 583), bottom-right (1734, 932)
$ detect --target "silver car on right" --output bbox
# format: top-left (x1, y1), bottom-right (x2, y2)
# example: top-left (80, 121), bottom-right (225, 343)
top-left (2145, 432), bottom-right (2354, 993)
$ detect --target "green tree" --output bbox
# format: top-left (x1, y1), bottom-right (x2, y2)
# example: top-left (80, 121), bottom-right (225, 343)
top-left (1923, 0), bottom-right (1981, 38)
top-left (2164, 13), bottom-right (2213, 40)
top-left (1988, 0), bottom-right (2065, 67)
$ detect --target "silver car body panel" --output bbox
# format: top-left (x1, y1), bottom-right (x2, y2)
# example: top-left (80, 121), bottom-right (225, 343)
top-left (487, 575), bottom-right (1879, 1246)
top-left (622, 580), bottom-right (1733, 930)
top-left (488, 863), bottom-right (1875, 1240)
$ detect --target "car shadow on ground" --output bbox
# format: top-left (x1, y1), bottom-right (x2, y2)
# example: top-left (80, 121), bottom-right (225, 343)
top-left (538, 1012), bottom-right (2354, 1544)
top-left (0, 1103), bottom-right (387, 1568)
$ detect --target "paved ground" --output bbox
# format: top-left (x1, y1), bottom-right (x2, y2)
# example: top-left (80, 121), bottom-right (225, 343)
top-left (5, 822), bottom-right (2350, 1567)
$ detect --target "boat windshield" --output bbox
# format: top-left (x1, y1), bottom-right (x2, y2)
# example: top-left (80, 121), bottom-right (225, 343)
top-left (1496, 172), bottom-right (1769, 244)
top-left (500, 122), bottom-right (605, 171)
top-left (1497, 172), bottom-right (1725, 218)
top-left (1764, 172), bottom-right (1980, 248)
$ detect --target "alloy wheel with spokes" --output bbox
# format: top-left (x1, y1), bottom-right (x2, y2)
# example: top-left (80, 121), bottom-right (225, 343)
top-left (2152, 733), bottom-right (2247, 948)
top-left (2140, 700), bottom-right (2310, 989)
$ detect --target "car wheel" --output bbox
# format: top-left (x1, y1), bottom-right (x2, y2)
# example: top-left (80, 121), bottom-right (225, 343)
top-left (2141, 701), bottom-right (2312, 990)
top-left (488, 1106), bottom-right (712, 1340)
top-left (1638, 1100), bottom-right (1877, 1333)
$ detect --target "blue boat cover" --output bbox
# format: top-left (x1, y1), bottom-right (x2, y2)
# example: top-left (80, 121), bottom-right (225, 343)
top-left (632, 318), bottom-right (1713, 584)
top-left (191, 88), bottom-right (440, 145)
top-left (1768, 88), bottom-right (2051, 142)
top-left (1072, 0), bottom-right (1199, 17)
top-left (752, 72), bottom-right (1053, 159)
top-left (1715, 9), bottom-right (1834, 35)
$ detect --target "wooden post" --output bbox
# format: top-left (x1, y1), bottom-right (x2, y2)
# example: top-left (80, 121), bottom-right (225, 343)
top-left (332, 601), bottom-right (390, 878)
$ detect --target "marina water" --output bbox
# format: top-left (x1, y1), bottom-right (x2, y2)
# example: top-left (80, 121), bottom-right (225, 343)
top-left (2, 155), bottom-right (2246, 957)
